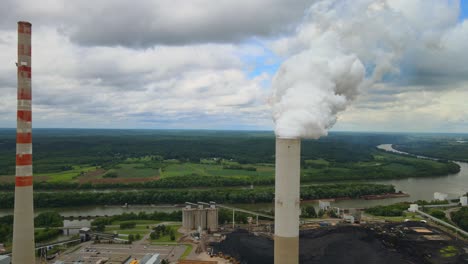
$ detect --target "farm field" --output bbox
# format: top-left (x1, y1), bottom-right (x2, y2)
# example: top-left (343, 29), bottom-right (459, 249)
top-left (0, 152), bottom-right (460, 186)
top-left (0, 129), bottom-right (463, 188)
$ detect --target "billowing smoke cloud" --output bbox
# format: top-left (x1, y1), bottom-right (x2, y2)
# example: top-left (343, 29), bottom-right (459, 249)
top-left (272, 44), bottom-right (365, 139)
top-left (271, 0), bottom-right (462, 138)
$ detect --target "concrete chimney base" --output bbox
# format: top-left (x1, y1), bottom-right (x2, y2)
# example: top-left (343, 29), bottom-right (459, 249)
top-left (275, 235), bottom-right (299, 264)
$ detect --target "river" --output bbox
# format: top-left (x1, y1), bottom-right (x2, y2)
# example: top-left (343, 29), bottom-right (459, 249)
top-left (0, 143), bottom-right (466, 224)
top-left (373, 144), bottom-right (468, 201)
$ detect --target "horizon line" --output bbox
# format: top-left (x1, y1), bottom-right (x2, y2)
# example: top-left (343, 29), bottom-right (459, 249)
top-left (0, 127), bottom-right (467, 135)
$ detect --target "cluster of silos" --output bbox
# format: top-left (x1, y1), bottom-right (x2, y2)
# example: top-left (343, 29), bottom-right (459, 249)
top-left (182, 202), bottom-right (218, 232)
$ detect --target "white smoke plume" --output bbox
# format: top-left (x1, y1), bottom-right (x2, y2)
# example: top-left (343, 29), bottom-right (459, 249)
top-left (271, 0), bottom-right (461, 139)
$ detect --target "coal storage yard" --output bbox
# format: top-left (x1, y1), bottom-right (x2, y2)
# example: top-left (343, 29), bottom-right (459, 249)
top-left (211, 223), bottom-right (468, 264)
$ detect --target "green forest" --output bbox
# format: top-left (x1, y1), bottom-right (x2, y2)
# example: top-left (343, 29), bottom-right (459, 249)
top-left (451, 207), bottom-right (468, 232)
top-left (0, 129), bottom-right (462, 193)
top-left (0, 183), bottom-right (394, 208)
top-left (0, 129), bottom-right (465, 210)
top-left (394, 135), bottom-right (468, 162)
top-left (0, 212), bottom-right (64, 245)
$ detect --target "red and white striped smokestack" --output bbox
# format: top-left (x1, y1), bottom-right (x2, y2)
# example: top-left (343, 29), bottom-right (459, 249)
top-left (12, 21), bottom-right (35, 264)
top-left (274, 137), bottom-right (301, 264)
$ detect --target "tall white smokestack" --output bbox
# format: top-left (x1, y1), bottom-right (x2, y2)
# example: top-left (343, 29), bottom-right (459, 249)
top-left (274, 137), bottom-right (300, 264)
top-left (12, 21), bottom-right (35, 264)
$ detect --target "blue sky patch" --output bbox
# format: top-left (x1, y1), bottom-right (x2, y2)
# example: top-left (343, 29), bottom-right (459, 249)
top-left (460, 0), bottom-right (468, 20)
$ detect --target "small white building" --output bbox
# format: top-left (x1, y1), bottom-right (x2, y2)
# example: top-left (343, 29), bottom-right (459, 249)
top-left (318, 200), bottom-right (331, 211)
top-left (408, 204), bottom-right (419, 212)
top-left (343, 215), bottom-right (355, 224)
top-left (434, 192), bottom-right (448, 201)
top-left (460, 196), bottom-right (468, 206)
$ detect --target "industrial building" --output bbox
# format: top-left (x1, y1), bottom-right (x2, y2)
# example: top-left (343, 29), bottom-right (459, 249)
top-left (182, 202), bottom-right (218, 231)
top-left (341, 208), bottom-right (362, 224)
top-left (140, 253), bottom-right (161, 264)
top-left (79, 227), bottom-right (91, 241)
top-left (460, 196), bottom-right (467, 206)
top-left (408, 204), bottom-right (419, 212)
top-left (318, 200), bottom-right (331, 211)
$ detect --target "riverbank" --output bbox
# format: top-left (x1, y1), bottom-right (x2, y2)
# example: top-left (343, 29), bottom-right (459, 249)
top-left (0, 183), bottom-right (396, 209)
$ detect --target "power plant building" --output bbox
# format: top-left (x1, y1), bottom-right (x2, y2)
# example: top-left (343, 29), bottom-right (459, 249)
top-left (182, 203), bottom-right (218, 231)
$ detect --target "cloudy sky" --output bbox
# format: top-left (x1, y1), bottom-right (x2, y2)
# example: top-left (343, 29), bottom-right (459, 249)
top-left (0, 0), bottom-right (467, 133)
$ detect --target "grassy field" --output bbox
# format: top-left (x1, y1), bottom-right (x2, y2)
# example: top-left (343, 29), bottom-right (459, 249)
top-left (1, 146), bottom-right (457, 186)
top-left (112, 220), bottom-right (161, 225)
top-left (105, 221), bottom-right (159, 239)
top-left (161, 162), bottom-right (273, 178)
top-left (365, 212), bottom-right (423, 222)
top-left (36, 165), bottom-right (96, 183)
top-left (105, 163), bottom-right (160, 178)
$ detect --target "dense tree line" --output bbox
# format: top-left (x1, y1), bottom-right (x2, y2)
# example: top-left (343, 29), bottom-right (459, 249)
top-left (0, 212), bottom-right (64, 244)
top-left (450, 207), bottom-right (468, 232)
top-left (0, 129), bottom-right (406, 175)
top-left (0, 175), bottom-right (274, 191)
top-left (34, 211), bottom-right (63, 228)
top-left (395, 140), bottom-right (468, 162)
top-left (0, 215), bottom-right (13, 244)
top-left (0, 130), bottom-right (461, 187)
top-left (92, 211), bottom-right (182, 227)
top-left (301, 159), bottom-right (460, 181)
top-left (301, 205), bottom-right (317, 218)
top-left (35, 228), bottom-right (62, 243)
top-left (0, 183), bottom-right (395, 209)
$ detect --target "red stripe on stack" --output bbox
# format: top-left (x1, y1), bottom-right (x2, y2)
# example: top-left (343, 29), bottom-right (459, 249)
top-left (18, 89), bottom-right (32, 100)
top-left (15, 176), bottom-right (33, 187)
top-left (16, 154), bottom-right (32, 166)
top-left (17, 133), bottom-right (32, 143)
top-left (18, 23), bottom-right (31, 34)
top-left (17, 110), bottom-right (32, 122)
top-left (18, 66), bottom-right (31, 72)
top-left (18, 66), bottom-right (31, 78)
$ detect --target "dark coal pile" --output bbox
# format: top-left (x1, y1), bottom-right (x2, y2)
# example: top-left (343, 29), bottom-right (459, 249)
top-left (212, 229), bottom-right (273, 264)
top-left (211, 225), bottom-right (467, 264)
top-left (298, 226), bottom-right (406, 264)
